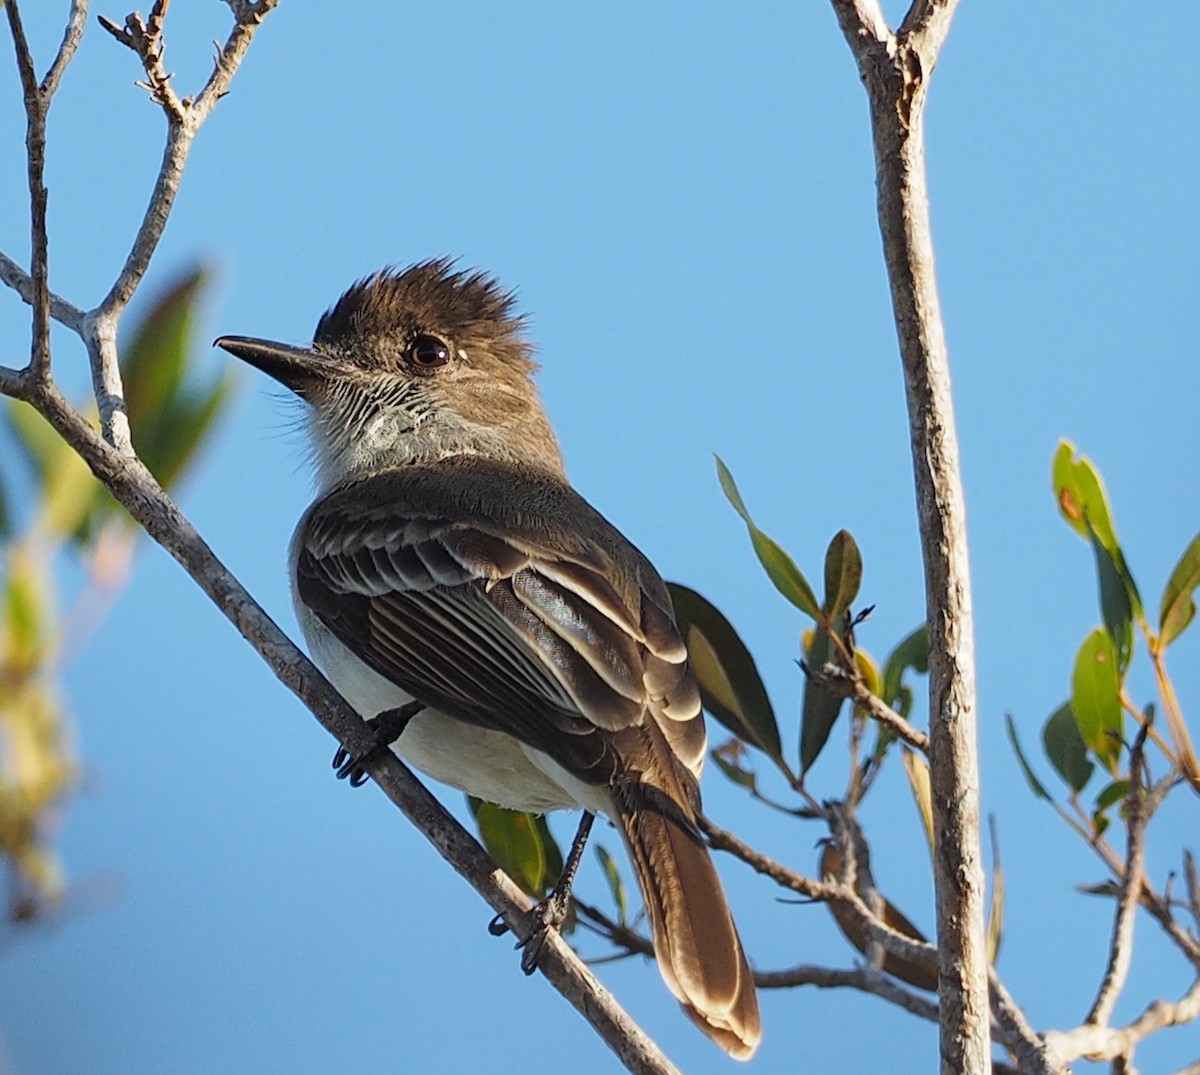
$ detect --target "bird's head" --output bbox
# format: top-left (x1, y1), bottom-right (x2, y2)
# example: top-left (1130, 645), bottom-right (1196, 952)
top-left (216, 258), bottom-right (563, 489)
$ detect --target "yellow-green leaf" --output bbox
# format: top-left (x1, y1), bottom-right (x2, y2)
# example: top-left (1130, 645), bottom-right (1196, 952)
top-left (716, 456), bottom-right (820, 620)
top-left (1071, 628), bottom-right (1123, 774)
top-left (1052, 441), bottom-right (1143, 631)
top-left (472, 803), bottom-right (548, 898)
top-left (822, 529), bottom-right (863, 624)
top-left (901, 749), bottom-right (934, 855)
top-left (986, 817), bottom-right (1004, 965)
top-left (1159, 531), bottom-right (1200, 647)
top-left (667, 582), bottom-right (781, 761)
top-left (882, 625), bottom-right (928, 713)
top-left (7, 401), bottom-right (101, 542)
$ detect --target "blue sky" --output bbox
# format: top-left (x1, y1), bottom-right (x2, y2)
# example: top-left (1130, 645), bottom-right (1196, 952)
top-left (1, 3), bottom-right (1197, 1073)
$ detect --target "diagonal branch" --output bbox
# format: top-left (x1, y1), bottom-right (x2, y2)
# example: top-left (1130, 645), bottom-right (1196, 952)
top-left (5, 374), bottom-right (679, 1075)
top-left (806, 661), bottom-right (930, 752)
top-left (0, 251), bottom-right (86, 332)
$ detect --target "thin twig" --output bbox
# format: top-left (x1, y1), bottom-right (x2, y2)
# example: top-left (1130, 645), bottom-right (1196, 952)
top-left (90, 0), bottom-right (279, 452)
top-left (1087, 726), bottom-right (1151, 1026)
top-left (97, 0), bottom-right (184, 118)
top-left (5, 0), bottom-right (53, 382)
top-left (42, 0), bottom-right (89, 97)
top-left (758, 963), bottom-right (940, 1020)
top-left (574, 900), bottom-right (656, 959)
top-left (806, 661), bottom-right (930, 752)
top-left (3, 375), bottom-right (679, 1075)
top-left (0, 251), bottom-right (86, 332)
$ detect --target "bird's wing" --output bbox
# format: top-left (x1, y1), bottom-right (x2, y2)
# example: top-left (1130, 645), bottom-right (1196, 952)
top-left (294, 457), bottom-right (706, 791)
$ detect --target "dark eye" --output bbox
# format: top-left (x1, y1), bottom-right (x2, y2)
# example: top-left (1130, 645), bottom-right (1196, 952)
top-left (408, 334), bottom-right (452, 369)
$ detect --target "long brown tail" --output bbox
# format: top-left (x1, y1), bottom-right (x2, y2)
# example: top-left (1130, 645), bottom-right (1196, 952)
top-left (618, 801), bottom-right (761, 1060)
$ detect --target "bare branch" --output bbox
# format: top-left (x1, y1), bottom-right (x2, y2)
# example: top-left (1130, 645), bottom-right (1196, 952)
top-left (0, 365), bottom-right (26, 395)
top-left (89, 0), bottom-right (278, 450)
top-left (988, 972), bottom-right (1056, 1075)
top-left (830, 0), bottom-right (891, 49)
top-left (1087, 729), bottom-right (1151, 1026)
top-left (42, 0), bottom-right (89, 97)
top-left (192, 0), bottom-right (281, 120)
top-left (807, 661), bottom-right (930, 752)
top-left (1045, 978), bottom-right (1200, 1069)
top-left (98, 1), bottom-right (185, 119)
top-left (0, 250), bottom-right (86, 332)
top-left (898, 0), bottom-right (960, 50)
top-left (4, 375), bottom-right (679, 1075)
top-left (5, 0), bottom-right (53, 382)
top-left (830, 1), bottom-right (986, 1070)
top-left (759, 963), bottom-right (939, 1020)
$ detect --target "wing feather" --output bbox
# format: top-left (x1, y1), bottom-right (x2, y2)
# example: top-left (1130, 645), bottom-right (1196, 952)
top-left (295, 456), bottom-right (706, 788)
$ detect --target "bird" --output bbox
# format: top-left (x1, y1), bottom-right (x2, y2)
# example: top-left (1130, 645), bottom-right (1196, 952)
top-left (215, 258), bottom-right (761, 1058)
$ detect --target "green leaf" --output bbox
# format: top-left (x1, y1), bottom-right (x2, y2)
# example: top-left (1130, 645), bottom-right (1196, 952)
top-left (853, 649), bottom-right (883, 725)
top-left (822, 529), bottom-right (863, 623)
top-left (1159, 531), bottom-right (1200, 646)
top-left (531, 812), bottom-right (564, 884)
top-left (1005, 714), bottom-right (1052, 802)
top-left (122, 265), bottom-right (234, 493)
top-left (4, 554), bottom-right (49, 670)
top-left (594, 844), bottom-right (627, 925)
top-left (715, 456), bottom-right (820, 620)
top-left (1041, 701), bottom-right (1094, 793)
top-left (471, 802), bottom-right (549, 898)
top-left (151, 369), bottom-right (238, 491)
top-left (1071, 628), bottom-right (1123, 774)
top-left (710, 745), bottom-right (758, 792)
top-left (882, 624), bottom-right (929, 711)
top-left (123, 267), bottom-right (206, 429)
top-left (667, 583), bottom-right (782, 762)
top-left (1088, 522), bottom-right (1133, 675)
top-left (800, 628), bottom-right (846, 774)
top-left (1093, 779), bottom-right (1129, 815)
top-left (1052, 440), bottom-right (1143, 628)
top-left (1053, 440), bottom-right (1118, 549)
top-left (7, 400), bottom-right (101, 543)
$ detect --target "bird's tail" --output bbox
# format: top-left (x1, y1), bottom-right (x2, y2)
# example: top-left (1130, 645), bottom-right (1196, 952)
top-left (616, 799), bottom-right (761, 1060)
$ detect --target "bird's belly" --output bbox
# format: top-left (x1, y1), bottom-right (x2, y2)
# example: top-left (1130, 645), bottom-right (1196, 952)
top-left (302, 612), bottom-right (581, 813)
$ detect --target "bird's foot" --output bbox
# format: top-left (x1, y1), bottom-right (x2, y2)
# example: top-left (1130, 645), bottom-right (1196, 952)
top-left (487, 885), bottom-right (574, 976)
top-left (487, 812), bottom-right (595, 975)
top-left (331, 701), bottom-right (424, 787)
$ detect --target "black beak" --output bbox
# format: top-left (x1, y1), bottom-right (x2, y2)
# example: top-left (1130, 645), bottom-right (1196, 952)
top-left (214, 335), bottom-right (333, 395)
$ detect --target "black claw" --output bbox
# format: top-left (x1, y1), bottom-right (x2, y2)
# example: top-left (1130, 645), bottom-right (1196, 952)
top-left (490, 812), bottom-right (595, 976)
top-left (330, 701), bottom-right (424, 788)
